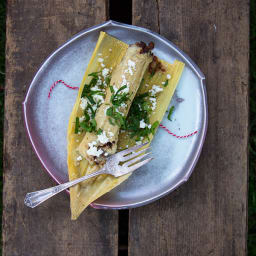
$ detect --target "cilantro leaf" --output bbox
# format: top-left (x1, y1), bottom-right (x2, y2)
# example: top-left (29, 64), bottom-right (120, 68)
top-left (97, 128), bottom-right (103, 135)
top-left (105, 76), bottom-right (111, 86)
top-left (110, 86), bottom-right (114, 93)
top-left (75, 117), bottom-right (80, 134)
top-left (88, 71), bottom-right (100, 77)
top-left (163, 79), bottom-right (169, 87)
top-left (167, 106), bottom-right (175, 121)
top-left (151, 121), bottom-right (159, 134)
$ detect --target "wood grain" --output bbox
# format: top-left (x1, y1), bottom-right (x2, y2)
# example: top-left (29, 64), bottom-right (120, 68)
top-left (130, 0), bottom-right (249, 255)
top-left (3, 1), bottom-right (118, 255)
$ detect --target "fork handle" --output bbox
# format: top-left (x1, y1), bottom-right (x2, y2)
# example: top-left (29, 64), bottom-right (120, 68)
top-left (24, 168), bottom-right (105, 208)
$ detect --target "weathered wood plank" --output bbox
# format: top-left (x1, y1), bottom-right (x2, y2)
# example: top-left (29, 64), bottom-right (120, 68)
top-left (130, 0), bottom-right (249, 255)
top-left (3, 1), bottom-right (118, 255)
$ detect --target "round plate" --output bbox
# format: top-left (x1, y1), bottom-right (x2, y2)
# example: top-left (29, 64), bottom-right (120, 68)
top-left (23, 20), bottom-right (207, 209)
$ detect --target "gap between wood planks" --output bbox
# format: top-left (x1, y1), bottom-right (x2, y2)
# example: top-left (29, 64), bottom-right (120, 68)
top-left (109, 1), bottom-right (132, 255)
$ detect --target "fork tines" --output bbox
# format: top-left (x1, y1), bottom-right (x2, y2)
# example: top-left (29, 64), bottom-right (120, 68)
top-left (119, 142), bottom-right (153, 171)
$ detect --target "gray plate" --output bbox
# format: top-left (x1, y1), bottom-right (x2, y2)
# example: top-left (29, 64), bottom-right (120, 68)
top-left (23, 20), bottom-right (207, 209)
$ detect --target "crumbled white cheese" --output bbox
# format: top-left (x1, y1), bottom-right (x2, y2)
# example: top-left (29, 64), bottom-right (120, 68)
top-left (162, 82), bottom-right (165, 85)
top-left (121, 75), bottom-right (130, 93)
top-left (109, 48), bottom-right (112, 52)
top-left (92, 104), bottom-right (97, 111)
top-left (80, 97), bottom-right (88, 110)
top-left (98, 53), bottom-right (102, 56)
top-left (98, 58), bottom-right (104, 62)
top-left (148, 124), bottom-right (152, 129)
top-left (95, 78), bottom-right (102, 87)
top-left (145, 84), bottom-right (149, 87)
top-left (97, 131), bottom-right (109, 144)
top-left (79, 116), bottom-right (85, 122)
top-left (78, 131), bottom-right (81, 135)
top-left (136, 141), bottom-right (142, 145)
top-left (116, 107), bottom-right (124, 116)
top-left (93, 94), bottom-right (104, 104)
top-left (101, 63), bottom-right (105, 68)
top-left (126, 145), bottom-right (129, 148)
top-left (125, 59), bottom-right (136, 75)
top-left (140, 119), bottom-right (147, 129)
top-left (121, 75), bottom-right (127, 85)
top-left (87, 141), bottom-right (103, 157)
top-left (76, 156), bottom-right (83, 161)
top-left (87, 104), bottom-right (97, 116)
top-left (149, 85), bottom-right (163, 96)
top-left (149, 97), bottom-right (157, 110)
top-left (123, 85), bottom-right (130, 93)
top-left (91, 85), bottom-right (100, 91)
top-left (87, 108), bottom-right (92, 116)
top-left (108, 131), bottom-right (114, 137)
top-left (128, 59), bottom-right (136, 69)
top-left (113, 86), bottom-right (118, 93)
top-left (104, 152), bottom-right (109, 156)
top-left (120, 102), bottom-right (127, 109)
top-left (102, 68), bottom-right (109, 78)
top-left (167, 74), bottom-right (171, 79)
top-left (76, 139), bottom-right (80, 143)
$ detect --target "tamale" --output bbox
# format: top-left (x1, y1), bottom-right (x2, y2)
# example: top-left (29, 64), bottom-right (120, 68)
top-left (67, 32), bottom-right (184, 219)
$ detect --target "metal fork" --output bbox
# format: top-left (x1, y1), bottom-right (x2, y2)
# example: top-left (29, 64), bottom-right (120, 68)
top-left (24, 142), bottom-right (152, 208)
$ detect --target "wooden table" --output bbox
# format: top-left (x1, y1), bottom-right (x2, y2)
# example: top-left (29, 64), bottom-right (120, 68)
top-left (3, 1), bottom-right (249, 255)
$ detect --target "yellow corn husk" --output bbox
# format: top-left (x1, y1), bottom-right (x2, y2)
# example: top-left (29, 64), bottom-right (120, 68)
top-left (117, 59), bottom-right (185, 149)
top-left (67, 32), bottom-right (184, 219)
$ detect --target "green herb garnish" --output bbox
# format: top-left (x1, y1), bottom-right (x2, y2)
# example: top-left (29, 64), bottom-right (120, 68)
top-left (91, 119), bottom-right (97, 130)
top-left (110, 85), bottom-right (129, 107)
top-left (75, 69), bottom-right (113, 135)
top-left (75, 117), bottom-right (80, 134)
top-left (163, 79), bottom-right (169, 87)
top-left (109, 117), bottom-right (115, 126)
top-left (86, 104), bottom-right (96, 118)
top-left (124, 93), bottom-right (157, 141)
top-left (167, 106), bottom-right (175, 121)
top-left (105, 76), bottom-right (111, 86)
top-left (81, 72), bottom-right (104, 98)
top-left (151, 121), bottom-right (159, 134)
top-left (106, 85), bottom-right (130, 126)
top-left (97, 128), bottom-right (103, 135)
top-left (106, 106), bottom-right (126, 127)
top-left (90, 90), bottom-right (105, 96)
top-left (110, 86), bottom-right (114, 93)
top-left (106, 106), bottom-right (113, 116)
top-left (80, 118), bottom-right (97, 133)
top-left (86, 95), bottom-right (96, 105)
top-left (88, 71), bottom-right (100, 77)
top-left (84, 111), bottom-right (90, 122)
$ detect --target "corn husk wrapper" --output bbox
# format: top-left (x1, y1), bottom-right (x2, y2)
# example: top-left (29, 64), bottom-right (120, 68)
top-left (67, 32), bottom-right (184, 219)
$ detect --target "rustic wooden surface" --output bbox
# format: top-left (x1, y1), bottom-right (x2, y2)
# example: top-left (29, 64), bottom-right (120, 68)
top-left (3, 0), bottom-right (249, 255)
top-left (3, 1), bottom-right (119, 256)
top-left (130, 0), bottom-right (249, 255)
